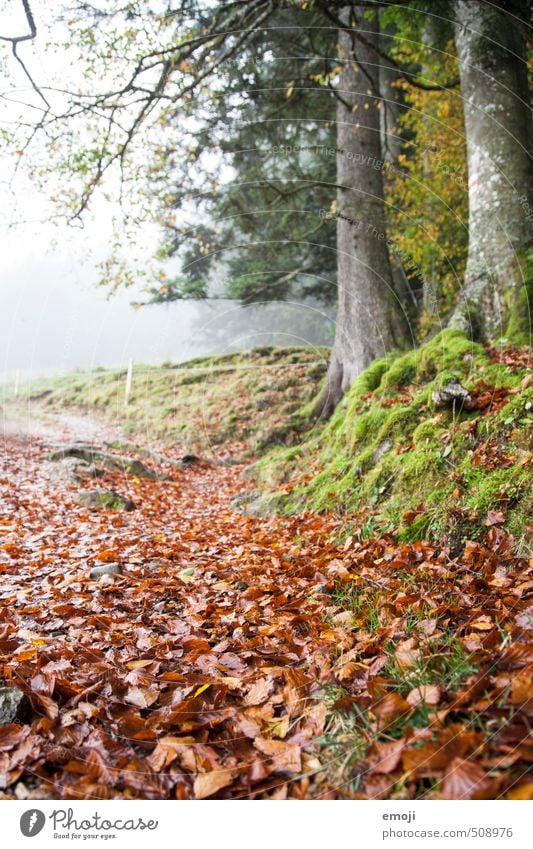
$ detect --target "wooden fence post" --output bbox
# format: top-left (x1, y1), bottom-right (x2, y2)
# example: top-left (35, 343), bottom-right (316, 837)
top-left (124, 359), bottom-right (133, 407)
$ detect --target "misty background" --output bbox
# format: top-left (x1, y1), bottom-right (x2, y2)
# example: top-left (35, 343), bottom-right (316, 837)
top-left (0, 2), bottom-right (334, 385)
top-left (0, 219), bottom-right (334, 384)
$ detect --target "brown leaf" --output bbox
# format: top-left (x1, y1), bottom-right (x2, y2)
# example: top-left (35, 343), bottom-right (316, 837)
top-left (244, 677), bottom-right (275, 707)
top-left (371, 693), bottom-right (411, 729)
top-left (193, 768), bottom-right (236, 799)
top-left (369, 738), bottom-right (405, 774)
top-left (485, 510), bottom-right (506, 526)
top-left (507, 781), bottom-right (533, 800)
top-left (407, 685), bottom-right (441, 708)
top-left (441, 757), bottom-right (489, 800)
top-left (254, 738), bottom-right (302, 775)
top-left (509, 672), bottom-right (533, 707)
top-left (0, 725), bottom-right (29, 752)
top-left (147, 736), bottom-right (195, 771)
top-left (125, 686), bottom-right (159, 708)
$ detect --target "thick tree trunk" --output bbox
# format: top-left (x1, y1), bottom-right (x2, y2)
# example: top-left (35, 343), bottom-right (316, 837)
top-left (315, 7), bottom-right (407, 418)
top-left (450, 0), bottom-right (533, 338)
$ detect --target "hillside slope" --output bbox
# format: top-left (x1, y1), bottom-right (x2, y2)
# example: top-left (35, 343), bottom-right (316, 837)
top-left (250, 331), bottom-right (532, 553)
top-left (7, 347), bottom-right (327, 457)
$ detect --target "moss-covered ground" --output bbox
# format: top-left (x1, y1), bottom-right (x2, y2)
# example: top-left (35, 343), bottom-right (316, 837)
top-left (5, 346), bottom-right (328, 457)
top-left (250, 330), bottom-right (532, 553)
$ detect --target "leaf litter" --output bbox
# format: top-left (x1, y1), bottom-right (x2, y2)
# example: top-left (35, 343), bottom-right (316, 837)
top-left (0, 416), bottom-right (531, 800)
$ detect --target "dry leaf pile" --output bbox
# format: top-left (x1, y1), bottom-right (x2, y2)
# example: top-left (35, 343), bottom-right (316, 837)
top-left (0, 421), bottom-right (531, 799)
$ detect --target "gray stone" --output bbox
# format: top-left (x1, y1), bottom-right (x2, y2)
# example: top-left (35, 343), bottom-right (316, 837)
top-left (237, 492), bottom-right (285, 517)
top-left (75, 490), bottom-right (135, 511)
top-left (89, 563), bottom-right (123, 579)
top-left (230, 490), bottom-right (262, 510)
top-left (44, 444), bottom-right (156, 479)
top-left (0, 687), bottom-right (31, 725)
top-left (432, 378), bottom-right (472, 409)
top-left (372, 438), bottom-right (393, 464)
top-left (143, 560), bottom-right (167, 571)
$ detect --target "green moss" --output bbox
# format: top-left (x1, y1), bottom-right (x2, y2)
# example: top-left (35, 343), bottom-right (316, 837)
top-left (464, 464), bottom-right (530, 514)
top-left (414, 329), bottom-right (487, 381)
top-left (376, 405), bottom-right (420, 441)
top-left (412, 419), bottom-right (444, 444)
top-left (350, 407), bottom-right (389, 446)
top-left (505, 251), bottom-right (533, 345)
top-left (380, 351), bottom-right (416, 389)
top-left (349, 355), bottom-right (393, 396)
top-left (253, 329), bottom-right (531, 548)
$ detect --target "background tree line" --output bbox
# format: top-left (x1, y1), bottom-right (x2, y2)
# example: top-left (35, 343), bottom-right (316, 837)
top-left (2, 0), bottom-right (531, 415)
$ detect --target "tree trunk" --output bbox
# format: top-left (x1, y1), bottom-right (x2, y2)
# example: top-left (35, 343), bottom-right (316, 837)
top-left (379, 62), bottom-right (404, 167)
top-left (314, 6), bottom-right (408, 418)
top-left (450, 0), bottom-right (533, 339)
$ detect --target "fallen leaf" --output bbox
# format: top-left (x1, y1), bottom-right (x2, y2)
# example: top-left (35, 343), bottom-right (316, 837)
top-left (193, 768), bottom-right (236, 799)
top-left (407, 685), bottom-right (441, 708)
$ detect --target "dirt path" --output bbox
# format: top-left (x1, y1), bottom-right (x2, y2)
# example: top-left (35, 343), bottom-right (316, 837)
top-left (0, 414), bottom-right (342, 799)
top-left (1, 412), bottom-right (531, 800)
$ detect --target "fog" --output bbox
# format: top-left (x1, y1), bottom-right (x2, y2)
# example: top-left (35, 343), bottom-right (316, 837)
top-left (0, 225), bottom-right (334, 385)
top-left (0, 2), bottom-right (334, 386)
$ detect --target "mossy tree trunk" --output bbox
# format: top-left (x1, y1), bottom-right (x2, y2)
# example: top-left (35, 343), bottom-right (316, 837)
top-left (450, 0), bottom-right (533, 339)
top-left (315, 6), bottom-right (408, 418)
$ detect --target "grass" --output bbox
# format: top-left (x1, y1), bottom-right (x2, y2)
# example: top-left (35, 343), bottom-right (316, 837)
top-left (6, 330), bottom-right (530, 547)
top-left (316, 588), bottom-right (484, 798)
top-left (4, 346), bottom-right (328, 457)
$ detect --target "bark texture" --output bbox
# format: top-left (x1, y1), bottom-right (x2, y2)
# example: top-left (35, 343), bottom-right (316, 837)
top-left (315, 6), bottom-right (407, 418)
top-left (450, 0), bottom-right (533, 338)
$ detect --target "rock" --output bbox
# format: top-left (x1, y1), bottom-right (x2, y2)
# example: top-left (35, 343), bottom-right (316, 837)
top-left (432, 377), bottom-right (472, 409)
top-left (44, 444), bottom-right (156, 479)
top-left (234, 492), bottom-right (285, 517)
top-left (179, 454), bottom-right (200, 468)
top-left (75, 490), bottom-right (135, 511)
top-left (80, 464), bottom-right (105, 479)
top-left (143, 560), bottom-right (167, 571)
top-left (231, 490), bottom-right (262, 510)
top-left (89, 563), bottom-right (123, 579)
top-left (0, 687), bottom-right (31, 725)
top-left (372, 438), bottom-right (393, 464)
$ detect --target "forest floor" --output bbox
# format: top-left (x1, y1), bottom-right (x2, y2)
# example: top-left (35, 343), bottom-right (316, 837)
top-left (0, 406), bottom-right (532, 800)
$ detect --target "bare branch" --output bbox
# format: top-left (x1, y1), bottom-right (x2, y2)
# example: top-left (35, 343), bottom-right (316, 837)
top-left (0, 0), bottom-right (50, 108)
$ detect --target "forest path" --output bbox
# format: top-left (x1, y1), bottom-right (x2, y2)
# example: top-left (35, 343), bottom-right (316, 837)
top-left (1, 409), bottom-right (531, 801)
top-left (0, 409), bottom-right (341, 799)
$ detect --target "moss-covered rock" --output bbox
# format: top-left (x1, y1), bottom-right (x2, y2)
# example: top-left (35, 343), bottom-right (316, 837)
top-left (75, 490), bottom-right (135, 511)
